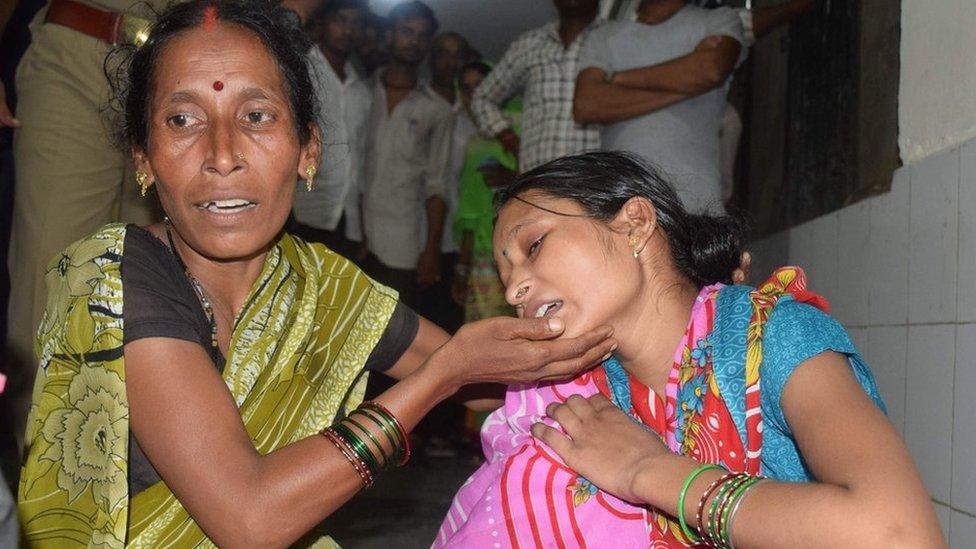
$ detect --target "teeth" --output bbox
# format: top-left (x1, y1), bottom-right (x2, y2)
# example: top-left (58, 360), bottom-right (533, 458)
top-left (201, 199), bottom-right (255, 213)
top-left (534, 301), bottom-right (560, 318)
top-left (212, 199), bottom-right (251, 208)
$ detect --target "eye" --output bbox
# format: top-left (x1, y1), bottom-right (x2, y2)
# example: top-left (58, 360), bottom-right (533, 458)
top-left (244, 111), bottom-right (275, 126)
top-left (528, 235), bottom-right (545, 257)
top-left (166, 113), bottom-right (201, 129)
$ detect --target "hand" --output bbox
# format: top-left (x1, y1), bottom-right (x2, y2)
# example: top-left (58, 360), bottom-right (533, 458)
top-left (497, 129), bottom-right (520, 159)
top-left (416, 248), bottom-right (441, 289)
top-left (451, 270), bottom-right (468, 306)
top-left (478, 164), bottom-right (517, 188)
top-left (429, 317), bottom-right (616, 391)
top-left (731, 251), bottom-right (752, 284)
top-left (531, 394), bottom-right (668, 504)
top-left (0, 82), bottom-right (21, 128)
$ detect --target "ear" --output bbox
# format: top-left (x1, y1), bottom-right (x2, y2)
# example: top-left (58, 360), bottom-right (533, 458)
top-left (610, 196), bottom-right (657, 257)
top-left (131, 146), bottom-right (156, 188)
top-left (299, 123), bottom-right (323, 178)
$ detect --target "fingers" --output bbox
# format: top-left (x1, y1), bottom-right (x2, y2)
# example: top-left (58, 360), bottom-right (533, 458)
top-left (545, 400), bottom-right (582, 432)
top-left (496, 315), bottom-right (571, 341)
top-left (530, 421), bottom-right (573, 455)
top-left (587, 394), bottom-right (614, 411)
top-left (535, 333), bottom-right (617, 380)
top-left (0, 105), bottom-right (20, 128)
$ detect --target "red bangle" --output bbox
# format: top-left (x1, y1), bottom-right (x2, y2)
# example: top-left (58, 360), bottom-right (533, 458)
top-left (697, 472), bottom-right (736, 544)
top-left (322, 427), bottom-right (374, 487)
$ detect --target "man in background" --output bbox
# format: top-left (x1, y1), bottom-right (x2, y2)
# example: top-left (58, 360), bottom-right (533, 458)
top-left (469, 0), bottom-right (601, 173)
top-left (573, 0), bottom-right (744, 213)
top-left (292, 0), bottom-right (371, 261)
top-left (362, 1), bottom-right (453, 308)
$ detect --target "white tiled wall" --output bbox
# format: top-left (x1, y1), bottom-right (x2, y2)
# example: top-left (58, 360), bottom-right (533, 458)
top-left (750, 138), bottom-right (976, 542)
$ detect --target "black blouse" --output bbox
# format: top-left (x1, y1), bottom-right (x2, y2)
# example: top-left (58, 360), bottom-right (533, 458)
top-left (120, 225), bottom-right (419, 496)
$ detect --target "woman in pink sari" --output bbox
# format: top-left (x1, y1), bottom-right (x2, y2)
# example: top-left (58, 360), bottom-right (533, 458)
top-left (436, 152), bottom-right (944, 548)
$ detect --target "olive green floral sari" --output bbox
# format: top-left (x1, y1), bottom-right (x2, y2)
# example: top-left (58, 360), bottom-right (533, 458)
top-left (18, 223), bottom-right (398, 547)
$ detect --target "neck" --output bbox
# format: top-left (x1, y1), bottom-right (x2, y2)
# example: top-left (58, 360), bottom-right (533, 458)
top-left (614, 269), bottom-right (699, 396)
top-left (558, 10), bottom-right (597, 48)
top-left (320, 44), bottom-right (349, 80)
top-left (637, 0), bottom-right (684, 25)
top-left (161, 223), bottom-right (268, 320)
top-left (384, 60), bottom-right (418, 89)
top-left (431, 80), bottom-right (455, 103)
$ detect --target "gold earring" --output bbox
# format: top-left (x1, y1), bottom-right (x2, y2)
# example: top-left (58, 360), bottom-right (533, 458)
top-left (628, 233), bottom-right (640, 259)
top-left (135, 170), bottom-right (150, 197)
top-left (305, 165), bottom-right (317, 192)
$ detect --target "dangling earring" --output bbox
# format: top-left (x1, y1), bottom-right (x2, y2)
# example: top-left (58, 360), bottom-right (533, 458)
top-left (628, 233), bottom-right (641, 259)
top-left (305, 165), bottom-right (317, 192)
top-left (135, 170), bottom-right (150, 197)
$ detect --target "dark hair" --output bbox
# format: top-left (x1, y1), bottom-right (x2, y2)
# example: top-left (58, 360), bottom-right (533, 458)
top-left (311, 0), bottom-right (367, 22)
top-left (363, 10), bottom-right (391, 32)
top-left (460, 60), bottom-right (492, 79)
top-left (387, 1), bottom-right (439, 34)
top-left (109, 0), bottom-right (318, 150)
top-left (495, 151), bottom-right (747, 288)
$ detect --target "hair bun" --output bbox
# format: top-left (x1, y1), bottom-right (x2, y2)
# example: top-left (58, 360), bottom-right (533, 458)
top-left (684, 214), bottom-right (746, 287)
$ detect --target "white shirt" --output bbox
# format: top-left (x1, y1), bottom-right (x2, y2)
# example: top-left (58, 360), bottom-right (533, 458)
top-left (363, 73), bottom-right (454, 269)
top-left (293, 47), bottom-right (371, 240)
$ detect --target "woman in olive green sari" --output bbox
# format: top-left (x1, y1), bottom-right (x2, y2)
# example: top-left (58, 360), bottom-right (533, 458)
top-left (17, 2), bottom-right (617, 546)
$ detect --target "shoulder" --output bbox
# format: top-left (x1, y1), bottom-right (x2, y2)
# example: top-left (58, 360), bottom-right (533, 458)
top-left (507, 23), bottom-right (555, 52)
top-left (764, 298), bottom-right (856, 363)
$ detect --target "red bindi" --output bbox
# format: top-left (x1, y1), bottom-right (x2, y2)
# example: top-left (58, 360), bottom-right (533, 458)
top-left (203, 6), bottom-right (219, 31)
top-left (213, 80), bottom-right (224, 91)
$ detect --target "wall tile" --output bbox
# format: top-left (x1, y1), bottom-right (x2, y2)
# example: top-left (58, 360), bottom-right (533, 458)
top-left (746, 232), bottom-right (789, 286)
top-left (909, 147), bottom-right (959, 323)
top-left (868, 167), bottom-right (911, 325)
top-left (959, 141), bottom-right (976, 323)
top-left (906, 325), bottom-right (956, 502)
top-left (954, 325), bottom-right (976, 515)
top-left (866, 326), bottom-right (908, 435)
top-left (951, 511), bottom-right (976, 549)
top-left (834, 200), bottom-right (871, 326)
top-left (789, 212), bottom-right (839, 305)
top-left (936, 502), bottom-right (952, 543)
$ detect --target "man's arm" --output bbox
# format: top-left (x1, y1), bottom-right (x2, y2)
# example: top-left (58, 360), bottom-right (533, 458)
top-left (751, 0), bottom-right (815, 41)
top-left (416, 110), bottom-right (454, 287)
top-left (573, 68), bottom-right (688, 125)
top-left (611, 35), bottom-right (741, 95)
top-left (470, 34), bottom-right (530, 142)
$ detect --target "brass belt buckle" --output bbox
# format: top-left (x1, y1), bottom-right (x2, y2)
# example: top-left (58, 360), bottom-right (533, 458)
top-left (118, 14), bottom-right (152, 48)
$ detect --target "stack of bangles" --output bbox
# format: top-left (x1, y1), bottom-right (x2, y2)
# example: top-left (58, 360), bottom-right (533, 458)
top-left (320, 401), bottom-right (410, 488)
top-left (677, 464), bottom-right (768, 548)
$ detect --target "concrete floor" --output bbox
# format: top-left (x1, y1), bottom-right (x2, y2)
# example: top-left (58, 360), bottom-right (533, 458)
top-left (321, 455), bottom-right (480, 549)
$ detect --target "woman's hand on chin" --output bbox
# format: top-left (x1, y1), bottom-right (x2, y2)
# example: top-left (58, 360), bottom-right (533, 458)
top-left (531, 394), bottom-right (670, 504)
top-left (426, 316), bottom-right (617, 392)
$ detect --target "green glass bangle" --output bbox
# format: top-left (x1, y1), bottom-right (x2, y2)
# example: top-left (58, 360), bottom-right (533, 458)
top-left (351, 408), bottom-right (400, 461)
top-left (678, 463), bottom-right (724, 543)
top-left (720, 476), bottom-right (764, 546)
top-left (708, 473), bottom-right (749, 545)
top-left (361, 401), bottom-right (411, 466)
top-left (333, 422), bottom-right (381, 475)
top-left (344, 415), bottom-right (390, 468)
top-left (355, 407), bottom-right (404, 464)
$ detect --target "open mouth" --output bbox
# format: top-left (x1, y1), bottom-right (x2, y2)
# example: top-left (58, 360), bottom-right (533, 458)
top-left (196, 199), bottom-right (257, 214)
top-left (534, 300), bottom-right (563, 318)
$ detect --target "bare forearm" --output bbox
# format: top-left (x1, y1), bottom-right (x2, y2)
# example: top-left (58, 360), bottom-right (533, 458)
top-left (212, 363), bottom-right (453, 546)
top-left (425, 196), bottom-right (446, 252)
top-left (752, 0), bottom-right (815, 41)
top-left (612, 51), bottom-right (727, 95)
top-left (634, 454), bottom-right (943, 549)
top-left (574, 81), bottom-right (687, 124)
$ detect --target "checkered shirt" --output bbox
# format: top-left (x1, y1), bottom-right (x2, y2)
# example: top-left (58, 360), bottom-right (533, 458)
top-left (470, 20), bottom-right (602, 172)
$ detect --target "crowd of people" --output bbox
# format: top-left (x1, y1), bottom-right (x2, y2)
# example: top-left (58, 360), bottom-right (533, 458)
top-left (0, 0), bottom-right (948, 547)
